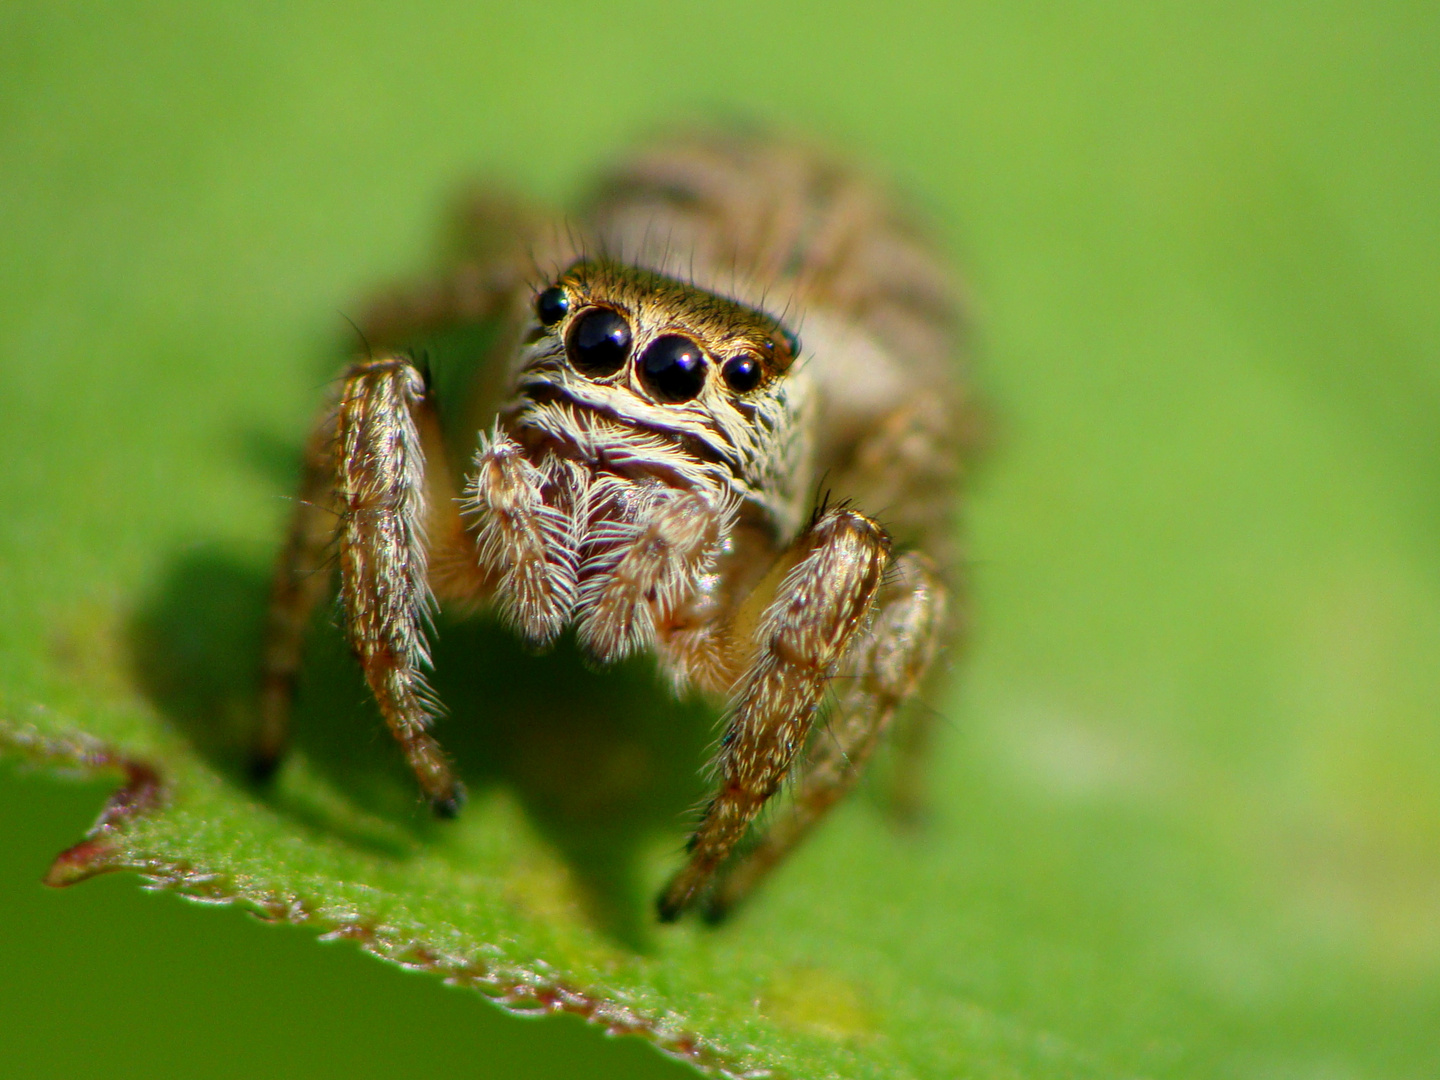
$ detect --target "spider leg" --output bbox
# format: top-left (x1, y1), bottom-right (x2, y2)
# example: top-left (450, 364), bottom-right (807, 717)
top-left (824, 393), bottom-right (971, 821)
top-left (656, 506), bottom-right (891, 921)
top-left (702, 552), bottom-right (947, 921)
top-left (882, 595), bottom-right (958, 825)
top-left (357, 190), bottom-right (539, 350)
top-left (255, 396), bottom-right (342, 780)
top-left (334, 357), bottom-right (464, 815)
top-left (256, 355), bottom-right (473, 815)
top-left (259, 229), bottom-right (524, 798)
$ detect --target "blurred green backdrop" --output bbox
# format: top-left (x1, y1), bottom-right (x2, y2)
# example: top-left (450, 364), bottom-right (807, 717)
top-left (2, 1), bottom-right (1438, 1077)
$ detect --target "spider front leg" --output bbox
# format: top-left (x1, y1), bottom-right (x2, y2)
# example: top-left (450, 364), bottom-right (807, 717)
top-left (260, 243), bottom-right (518, 802)
top-left (336, 358), bottom-right (464, 814)
top-left (657, 507), bottom-right (891, 922)
top-left (258, 355), bottom-right (465, 815)
top-left (703, 552), bottom-right (948, 921)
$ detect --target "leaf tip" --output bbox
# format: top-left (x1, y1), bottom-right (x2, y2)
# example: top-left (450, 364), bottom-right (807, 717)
top-left (44, 837), bottom-right (123, 887)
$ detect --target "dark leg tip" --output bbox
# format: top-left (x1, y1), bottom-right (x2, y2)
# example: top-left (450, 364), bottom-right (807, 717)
top-left (430, 782), bottom-right (467, 819)
top-left (655, 880), bottom-right (690, 923)
top-left (700, 897), bottom-right (731, 926)
top-left (247, 749), bottom-right (282, 785)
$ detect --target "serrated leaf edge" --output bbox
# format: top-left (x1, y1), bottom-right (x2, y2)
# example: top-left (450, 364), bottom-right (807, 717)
top-left (0, 719), bottom-right (781, 1080)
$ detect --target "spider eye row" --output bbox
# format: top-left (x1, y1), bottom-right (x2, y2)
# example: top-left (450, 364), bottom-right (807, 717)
top-left (534, 288), bottom-right (780, 401)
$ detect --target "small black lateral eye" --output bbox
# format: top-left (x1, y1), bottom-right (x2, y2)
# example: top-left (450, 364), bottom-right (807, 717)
top-left (721, 354), bottom-right (762, 393)
top-left (568, 307), bottom-right (632, 375)
top-left (779, 327), bottom-right (801, 358)
top-left (639, 335), bottom-right (708, 403)
top-left (535, 286), bottom-right (570, 326)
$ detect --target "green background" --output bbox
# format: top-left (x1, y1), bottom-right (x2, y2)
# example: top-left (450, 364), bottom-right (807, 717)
top-left (3, 2), bottom-right (1438, 1077)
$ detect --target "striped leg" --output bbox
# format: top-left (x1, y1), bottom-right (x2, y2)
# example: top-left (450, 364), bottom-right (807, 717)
top-left (335, 357), bottom-right (463, 814)
top-left (702, 553), bottom-right (946, 921)
top-left (657, 507), bottom-right (890, 921)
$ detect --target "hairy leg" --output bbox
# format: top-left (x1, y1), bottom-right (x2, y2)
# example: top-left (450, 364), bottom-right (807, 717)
top-left (830, 395), bottom-right (969, 821)
top-left (357, 189), bottom-right (539, 350)
top-left (255, 399), bottom-right (342, 779)
top-left (260, 233), bottom-right (522, 790)
top-left (656, 507), bottom-right (891, 921)
top-left (256, 359), bottom-right (475, 806)
top-left (883, 599), bottom-right (959, 825)
top-left (337, 357), bottom-right (463, 814)
top-left (702, 552), bottom-right (947, 921)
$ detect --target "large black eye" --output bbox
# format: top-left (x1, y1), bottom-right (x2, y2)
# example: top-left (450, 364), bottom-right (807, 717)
top-left (568, 307), bottom-right (631, 376)
top-left (721, 354), bottom-right (763, 393)
top-left (639, 335), bottom-right (708, 403)
top-left (535, 286), bottom-right (569, 326)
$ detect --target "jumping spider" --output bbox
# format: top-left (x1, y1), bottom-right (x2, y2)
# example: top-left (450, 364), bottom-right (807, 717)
top-left (257, 133), bottom-right (973, 922)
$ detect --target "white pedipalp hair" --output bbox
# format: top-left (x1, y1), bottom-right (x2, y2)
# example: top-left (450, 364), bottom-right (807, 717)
top-left (468, 359), bottom-right (759, 667)
top-left (463, 426), bottom-right (580, 644)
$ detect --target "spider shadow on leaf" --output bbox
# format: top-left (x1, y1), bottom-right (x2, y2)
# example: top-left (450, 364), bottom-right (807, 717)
top-left (128, 540), bottom-right (715, 949)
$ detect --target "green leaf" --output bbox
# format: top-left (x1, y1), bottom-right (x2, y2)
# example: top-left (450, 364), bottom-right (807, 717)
top-left (4, 4), bottom-right (1439, 1078)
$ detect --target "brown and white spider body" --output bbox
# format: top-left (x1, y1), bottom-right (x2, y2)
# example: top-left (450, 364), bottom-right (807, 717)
top-left (259, 133), bottom-right (972, 921)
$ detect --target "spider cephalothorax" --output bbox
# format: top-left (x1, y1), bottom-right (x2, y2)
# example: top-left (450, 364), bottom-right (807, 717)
top-left (258, 133), bottom-right (970, 921)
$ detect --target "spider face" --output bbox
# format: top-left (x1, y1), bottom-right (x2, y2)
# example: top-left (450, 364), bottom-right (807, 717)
top-left (508, 260), bottom-right (811, 534)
